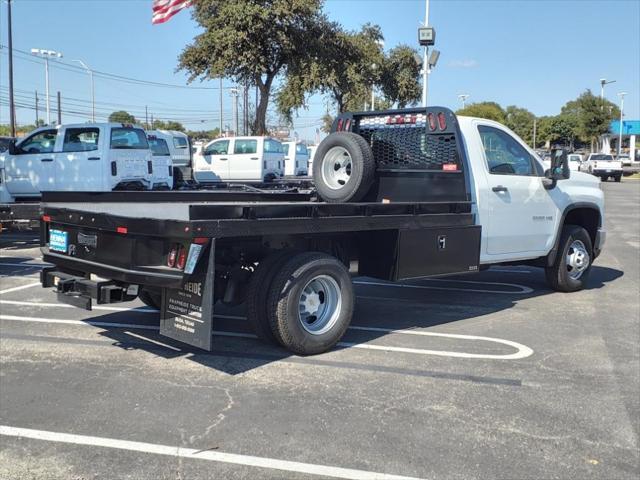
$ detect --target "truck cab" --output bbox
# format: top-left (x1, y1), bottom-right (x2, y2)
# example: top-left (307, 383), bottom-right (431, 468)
top-left (282, 141), bottom-right (309, 176)
top-left (146, 130), bottom-right (190, 183)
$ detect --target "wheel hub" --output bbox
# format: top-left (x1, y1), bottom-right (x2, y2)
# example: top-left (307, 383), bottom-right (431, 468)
top-left (321, 146), bottom-right (352, 190)
top-left (566, 239), bottom-right (590, 280)
top-left (298, 275), bottom-right (342, 335)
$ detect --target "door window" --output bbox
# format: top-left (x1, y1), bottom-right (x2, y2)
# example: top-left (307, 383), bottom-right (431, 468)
top-left (62, 128), bottom-right (99, 152)
top-left (148, 138), bottom-right (171, 156)
top-left (173, 136), bottom-right (188, 149)
top-left (234, 139), bottom-right (257, 154)
top-left (204, 140), bottom-right (229, 155)
top-left (478, 126), bottom-right (535, 176)
top-left (263, 139), bottom-right (282, 153)
top-left (17, 130), bottom-right (57, 154)
top-left (110, 128), bottom-right (149, 149)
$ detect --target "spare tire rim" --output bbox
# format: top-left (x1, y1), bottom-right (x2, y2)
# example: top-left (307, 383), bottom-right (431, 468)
top-left (566, 239), bottom-right (589, 280)
top-left (298, 274), bottom-right (342, 335)
top-left (321, 147), bottom-right (352, 190)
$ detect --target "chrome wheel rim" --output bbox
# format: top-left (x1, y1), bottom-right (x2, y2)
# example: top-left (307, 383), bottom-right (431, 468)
top-left (321, 147), bottom-right (352, 190)
top-left (566, 239), bottom-right (590, 280)
top-left (298, 275), bottom-right (342, 335)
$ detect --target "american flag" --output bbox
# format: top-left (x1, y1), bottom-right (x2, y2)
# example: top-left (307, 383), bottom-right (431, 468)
top-left (152, 0), bottom-right (192, 25)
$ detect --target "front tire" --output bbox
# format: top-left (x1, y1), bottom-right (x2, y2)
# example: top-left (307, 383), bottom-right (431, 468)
top-left (266, 252), bottom-right (354, 355)
top-left (545, 225), bottom-right (593, 292)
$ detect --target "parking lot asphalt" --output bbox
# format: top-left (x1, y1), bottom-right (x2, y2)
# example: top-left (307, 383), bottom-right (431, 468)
top-left (1, 182), bottom-right (638, 480)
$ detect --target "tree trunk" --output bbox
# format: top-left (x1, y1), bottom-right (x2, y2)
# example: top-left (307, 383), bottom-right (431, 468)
top-left (254, 75), bottom-right (273, 136)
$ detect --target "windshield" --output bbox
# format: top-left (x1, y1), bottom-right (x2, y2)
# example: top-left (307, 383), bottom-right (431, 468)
top-left (110, 128), bottom-right (149, 150)
top-left (173, 136), bottom-right (188, 149)
top-left (148, 137), bottom-right (170, 156)
top-left (296, 144), bottom-right (308, 155)
top-left (568, 155), bottom-right (581, 162)
top-left (590, 154), bottom-right (614, 161)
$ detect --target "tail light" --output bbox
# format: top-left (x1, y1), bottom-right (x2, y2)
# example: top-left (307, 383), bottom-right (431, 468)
top-left (167, 245), bottom-right (178, 267)
top-left (176, 245), bottom-right (187, 270)
top-left (345, 119), bottom-right (352, 131)
top-left (148, 161), bottom-right (153, 174)
top-left (169, 166), bottom-right (173, 177)
top-left (336, 118), bottom-right (344, 131)
top-left (437, 112), bottom-right (447, 130)
top-left (111, 161), bottom-right (117, 176)
top-left (427, 113), bottom-right (437, 131)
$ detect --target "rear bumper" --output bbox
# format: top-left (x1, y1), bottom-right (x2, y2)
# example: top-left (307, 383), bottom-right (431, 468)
top-left (42, 249), bottom-right (184, 289)
top-left (593, 169), bottom-right (622, 175)
top-left (0, 202), bottom-right (40, 222)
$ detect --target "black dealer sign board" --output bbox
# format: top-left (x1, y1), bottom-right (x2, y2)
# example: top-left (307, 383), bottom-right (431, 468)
top-left (160, 243), bottom-right (215, 350)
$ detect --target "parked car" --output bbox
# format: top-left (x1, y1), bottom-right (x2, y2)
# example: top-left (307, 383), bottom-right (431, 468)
top-left (282, 141), bottom-right (309, 176)
top-left (579, 153), bottom-right (622, 182)
top-left (146, 133), bottom-right (175, 190)
top-left (567, 153), bottom-right (583, 171)
top-left (192, 136), bottom-right (284, 183)
top-left (38, 107), bottom-right (606, 356)
top-left (146, 130), bottom-right (191, 182)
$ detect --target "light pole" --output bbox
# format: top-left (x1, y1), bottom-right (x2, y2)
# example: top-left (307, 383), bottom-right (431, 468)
top-left (617, 92), bottom-right (627, 157)
top-left (600, 78), bottom-right (616, 109)
top-left (458, 94), bottom-right (470, 109)
top-left (31, 48), bottom-right (63, 125)
top-left (370, 40), bottom-right (384, 111)
top-left (73, 59), bottom-right (95, 122)
top-left (230, 88), bottom-right (239, 136)
top-left (422, 0), bottom-right (430, 106)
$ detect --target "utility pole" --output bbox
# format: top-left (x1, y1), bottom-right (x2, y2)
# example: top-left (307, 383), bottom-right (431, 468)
top-left (422, 0), bottom-right (430, 107)
top-left (7, 0), bottom-right (16, 136)
top-left (243, 83), bottom-right (249, 135)
top-left (230, 88), bottom-right (239, 136)
top-left (145, 106), bottom-right (149, 129)
top-left (219, 78), bottom-right (223, 136)
top-left (617, 92), bottom-right (627, 157)
top-left (532, 117), bottom-right (537, 149)
top-left (57, 91), bottom-right (61, 125)
top-left (35, 91), bottom-right (40, 126)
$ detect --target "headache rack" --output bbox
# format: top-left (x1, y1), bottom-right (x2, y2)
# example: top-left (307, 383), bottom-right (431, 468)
top-left (331, 106), bottom-right (471, 203)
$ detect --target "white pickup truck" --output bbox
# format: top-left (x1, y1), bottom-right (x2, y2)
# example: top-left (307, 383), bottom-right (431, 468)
top-left (38, 107), bottom-right (605, 355)
top-left (579, 153), bottom-right (622, 182)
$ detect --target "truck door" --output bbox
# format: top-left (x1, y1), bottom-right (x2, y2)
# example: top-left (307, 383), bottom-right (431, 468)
top-left (55, 126), bottom-right (102, 191)
top-left (476, 124), bottom-right (558, 256)
top-left (203, 139), bottom-right (230, 181)
top-left (229, 138), bottom-right (259, 181)
top-left (4, 128), bottom-right (58, 196)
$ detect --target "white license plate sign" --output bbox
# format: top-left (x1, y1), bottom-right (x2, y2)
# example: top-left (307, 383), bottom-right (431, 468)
top-left (49, 229), bottom-right (68, 253)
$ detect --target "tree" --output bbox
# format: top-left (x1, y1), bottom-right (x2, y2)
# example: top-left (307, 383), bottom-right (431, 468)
top-left (561, 90), bottom-right (619, 149)
top-left (456, 102), bottom-right (506, 123)
top-left (380, 45), bottom-right (421, 108)
top-left (504, 105), bottom-right (535, 146)
top-left (178, 0), bottom-right (324, 135)
top-left (537, 115), bottom-right (579, 149)
top-left (109, 111), bottom-right (137, 124)
top-left (151, 119), bottom-right (185, 132)
top-left (276, 23), bottom-right (385, 119)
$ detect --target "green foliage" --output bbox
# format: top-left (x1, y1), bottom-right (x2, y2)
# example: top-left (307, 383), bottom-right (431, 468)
top-left (178, 0), bottom-right (324, 134)
top-left (151, 119), bottom-right (185, 132)
top-left (537, 115), bottom-right (579, 148)
top-left (380, 45), bottom-right (421, 108)
top-left (186, 128), bottom-right (221, 140)
top-left (504, 105), bottom-right (535, 145)
top-left (108, 110), bottom-right (137, 124)
top-left (561, 89), bottom-right (619, 145)
top-left (321, 113), bottom-right (334, 134)
top-left (456, 102), bottom-right (506, 123)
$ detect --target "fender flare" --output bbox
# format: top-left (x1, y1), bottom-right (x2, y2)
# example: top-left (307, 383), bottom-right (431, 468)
top-left (546, 202), bottom-right (602, 267)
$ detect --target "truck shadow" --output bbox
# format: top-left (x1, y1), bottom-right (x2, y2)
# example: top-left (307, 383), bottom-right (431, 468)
top-left (95, 265), bottom-right (623, 376)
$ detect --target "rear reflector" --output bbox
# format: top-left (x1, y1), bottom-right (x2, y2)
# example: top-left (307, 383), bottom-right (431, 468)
top-left (193, 237), bottom-right (209, 245)
top-left (42, 215), bottom-right (51, 223)
top-left (437, 112), bottom-right (447, 130)
top-left (116, 227), bottom-right (128, 234)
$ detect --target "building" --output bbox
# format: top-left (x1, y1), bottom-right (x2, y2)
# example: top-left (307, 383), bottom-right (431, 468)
top-left (600, 120), bottom-right (639, 160)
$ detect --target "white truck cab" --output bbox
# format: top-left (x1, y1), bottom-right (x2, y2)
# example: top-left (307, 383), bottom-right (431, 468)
top-left (193, 136), bottom-right (284, 183)
top-left (0, 123), bottom-right (156, 203)
top-left (282, 141), bottom-right (309, 176)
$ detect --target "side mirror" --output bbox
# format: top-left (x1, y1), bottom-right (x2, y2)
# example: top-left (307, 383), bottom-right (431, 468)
top-left (7, 139), bottom-right (18, 155)
top-left (546, 148), bottom-right (570, 180)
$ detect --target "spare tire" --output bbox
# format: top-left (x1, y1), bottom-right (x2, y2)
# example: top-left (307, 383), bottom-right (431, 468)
top-left (313, 132), bottom-right (375, 203)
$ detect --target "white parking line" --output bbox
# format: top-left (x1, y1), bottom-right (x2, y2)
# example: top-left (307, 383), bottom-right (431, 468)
top-left (354, 279), bottom-right (533, 294)
top-left (0, 314), bottom-right (533, 360)
top-left (0, 425), bottom-right (422, 480)
top-left (0, 282), bottom-right (41, 295)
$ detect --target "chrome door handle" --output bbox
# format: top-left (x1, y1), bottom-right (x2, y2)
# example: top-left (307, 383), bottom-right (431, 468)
top-left (219, 157), bottom-right (228, 161)
top-left (88, 157), bottom-right (100, 161)
top-left (492, 185), bottom-right (508, 192)
top-left (41, 158), bottom-right (54, 162)
top-left (250, 157), bottom-right (259, 160)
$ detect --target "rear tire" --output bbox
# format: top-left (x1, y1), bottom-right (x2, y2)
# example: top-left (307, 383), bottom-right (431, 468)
top-left (614, 175), bottom-right (622, 182)
top-left (245, 250), bottom-right (292, 344)
top-left (266, 252), bottom-right (354, 355)
top-left (138, 287), bottom-right (161, 310)
top-left (313, 132), bottom-right (375, 203)
top-left (545, 225), bottom-right (593, 292)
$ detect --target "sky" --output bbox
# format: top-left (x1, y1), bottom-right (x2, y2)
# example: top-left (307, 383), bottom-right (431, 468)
top-left (0, 0), bottom-right (638, 142)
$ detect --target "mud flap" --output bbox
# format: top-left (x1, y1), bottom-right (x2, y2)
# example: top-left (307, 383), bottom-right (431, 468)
top-left (159, 241), bottom-right (215, 350)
